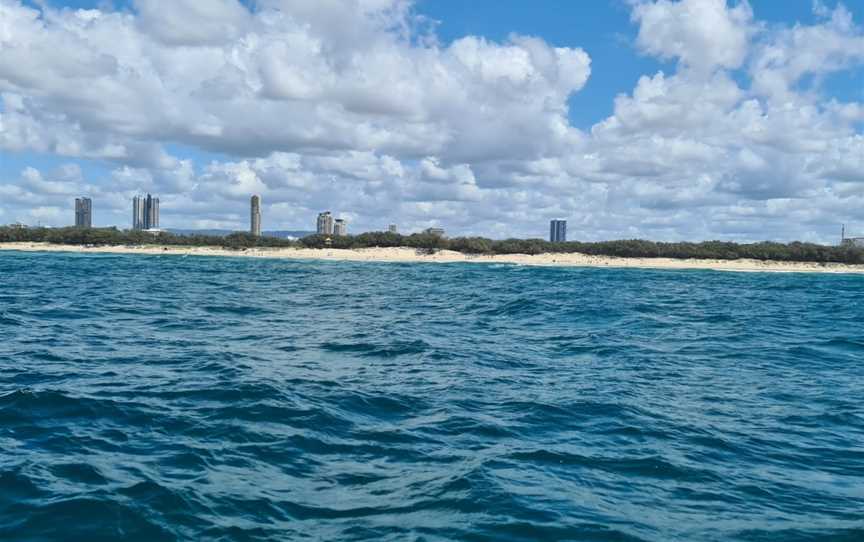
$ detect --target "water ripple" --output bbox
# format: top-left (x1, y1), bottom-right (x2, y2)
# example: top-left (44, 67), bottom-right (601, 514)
top-left (1, 251), bottom-right (863, 541)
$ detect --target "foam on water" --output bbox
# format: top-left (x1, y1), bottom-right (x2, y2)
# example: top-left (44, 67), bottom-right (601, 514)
top-left (1, 251), bottom-right (863, 541)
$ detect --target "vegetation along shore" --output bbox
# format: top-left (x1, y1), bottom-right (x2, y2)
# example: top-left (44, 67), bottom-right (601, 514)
top-left (2, 226), bottom-right (864, 274)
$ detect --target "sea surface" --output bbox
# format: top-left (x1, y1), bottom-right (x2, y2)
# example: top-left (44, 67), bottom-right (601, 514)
top-left (1, 250), bottom-right (863, 542)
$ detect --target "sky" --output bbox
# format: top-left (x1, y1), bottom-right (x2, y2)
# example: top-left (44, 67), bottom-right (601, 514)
top-left (1, 0), bottom-right (863, 242)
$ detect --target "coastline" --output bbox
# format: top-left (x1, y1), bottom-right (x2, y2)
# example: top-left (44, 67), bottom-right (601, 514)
top-left (2, 242), bottom-right (863, 274)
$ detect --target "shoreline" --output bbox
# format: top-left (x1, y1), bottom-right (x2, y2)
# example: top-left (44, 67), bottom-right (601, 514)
top-left (2, 242), bottom-right (863, 274)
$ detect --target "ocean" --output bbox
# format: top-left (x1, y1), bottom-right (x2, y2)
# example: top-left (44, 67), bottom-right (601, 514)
top-left (1, 250), bottom-right (863, 541)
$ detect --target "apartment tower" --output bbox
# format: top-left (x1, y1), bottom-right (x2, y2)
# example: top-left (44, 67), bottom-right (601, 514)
top-left (550, 219), bottom-right (567, 243)
top-left (333, 218), bottom-right (347, 236)
top-left (317, 211), bottom-right (334, 235)
top-left (75, 197), bottom-right (92, 228)
top-left (251, 195), bottom-right (262, 237)
top-left (133, 194), bottom-right (160, 230)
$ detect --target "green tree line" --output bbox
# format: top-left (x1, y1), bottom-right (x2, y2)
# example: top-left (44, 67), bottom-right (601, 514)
top-left (2, 226), bottom-right (862, 264)
top-left (0, 227), bottom-right (295, 250)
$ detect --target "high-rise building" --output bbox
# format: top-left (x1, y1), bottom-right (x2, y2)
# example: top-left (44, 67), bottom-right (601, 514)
top-left (75, 197), bottom-right (92, 228)
top-left (133, 194), bottom-right (160, 230)
top-left (333, 218), bottom-right (347, 236)
top-left (550, 219), bottom-right (567, 243)
top-left (250, 195), bottom-right (262, 237)
top-left (148, 194), bottom-right (159, 229)
top-left (388, 224), bottom-right (398, 234)
top-left (133, 196), bottom-right (145, 229)
top-left (317, 211), bottom-right (334, 235)
top-left (425, 227), bottom-right (445, 237)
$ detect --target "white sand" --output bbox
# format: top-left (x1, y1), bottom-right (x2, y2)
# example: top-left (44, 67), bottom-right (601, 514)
top-left (1, 242), bottom-right (862, 274)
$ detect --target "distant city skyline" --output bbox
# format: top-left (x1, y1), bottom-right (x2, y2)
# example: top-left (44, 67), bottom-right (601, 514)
top-left (57, 194), bottom-right (581, 240)
top-left (62, 194), bottom-right (534, 239)
top-left (40, 193), bottom-right (864, 247)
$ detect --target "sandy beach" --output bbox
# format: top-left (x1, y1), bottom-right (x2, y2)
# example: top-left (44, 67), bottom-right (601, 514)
top-left (2, 242), bottom-right (863, 274)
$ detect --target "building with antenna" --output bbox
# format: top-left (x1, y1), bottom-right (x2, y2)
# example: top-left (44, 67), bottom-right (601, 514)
top-left (250, 195), bottom-right (262, 237)
top-left (841, 224), bottom-right (864, 248)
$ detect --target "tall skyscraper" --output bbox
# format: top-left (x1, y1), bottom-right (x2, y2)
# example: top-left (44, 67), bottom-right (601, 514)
top-left (550, 219), bottom-right (567, 243)
top-left (148, 194), bottom-right (159, 229)
top-left (75, 197), bottom-right (92, 228)
top-left (250, 195), bottom-right (262, 237)
top-left (133, 194), bottom-right (160, 230)
top-left (333, 218), bottom-right (347, 236)
top-left (317, 211), bottom-right (334, 235)
top-left (133, 196), bottom-right (144, 229)
top-left (388, 224), bottom-right (398, 234)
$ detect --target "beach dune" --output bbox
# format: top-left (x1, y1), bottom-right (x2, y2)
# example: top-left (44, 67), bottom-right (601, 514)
top-left (2, 242), bottom-right (863, 274)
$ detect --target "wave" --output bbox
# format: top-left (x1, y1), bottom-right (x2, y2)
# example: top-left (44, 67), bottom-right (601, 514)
top-left (321, 339), bottom-right (430, 358)
top-left (1, 251), bottom-right (863, 540)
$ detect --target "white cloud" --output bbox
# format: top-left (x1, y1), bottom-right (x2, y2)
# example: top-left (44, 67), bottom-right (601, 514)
top-left (749, 2), bottom-right (864, 103)
top-left (0, 0), bottom-right (589, 163)
top-left (134, 0), bottom-right (252, 46)
top-left (0, 0), bottom-right (863, 242)
top-left (631, 0), bottom-right (755, 72)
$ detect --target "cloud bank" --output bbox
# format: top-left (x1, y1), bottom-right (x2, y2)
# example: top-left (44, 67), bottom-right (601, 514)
top-left (1, 0), bottom-right (863, 241)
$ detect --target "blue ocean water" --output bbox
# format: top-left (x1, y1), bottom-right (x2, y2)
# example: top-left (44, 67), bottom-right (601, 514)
top-left (1, 251), bottom-right (863, 541)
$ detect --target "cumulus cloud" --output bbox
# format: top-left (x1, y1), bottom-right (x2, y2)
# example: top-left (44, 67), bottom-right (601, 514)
top-left (0, 0), bottom-right (589, 161)
top-left (750, 2), bottom-right (864, 102)
top-left (134, 0), bottom-right (252, 46)
top-left (0, 0), bottom-right (863, 242)
top-left (631, 0), bottom-right (755, 72)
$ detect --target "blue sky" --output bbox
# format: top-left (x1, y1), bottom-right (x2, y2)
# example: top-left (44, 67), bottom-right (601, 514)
top-left (2, 0), bottom-right (864, 240)
top-left (424, 1), bottom-right (864, 114)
